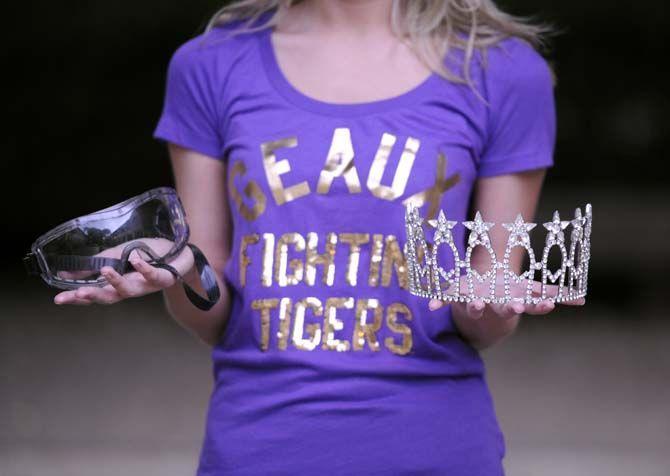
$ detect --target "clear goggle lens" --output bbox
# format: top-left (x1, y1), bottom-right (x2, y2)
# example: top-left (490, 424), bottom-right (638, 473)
top-left (39, 192), bottom-right (187, 285)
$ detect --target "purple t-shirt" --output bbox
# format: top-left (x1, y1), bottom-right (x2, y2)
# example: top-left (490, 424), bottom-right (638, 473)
top-left (154, 15), bottom-right (555, 476)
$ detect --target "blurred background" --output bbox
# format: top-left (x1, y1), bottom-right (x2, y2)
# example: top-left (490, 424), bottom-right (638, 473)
top-left (2, 1), bottom-right (668, 475)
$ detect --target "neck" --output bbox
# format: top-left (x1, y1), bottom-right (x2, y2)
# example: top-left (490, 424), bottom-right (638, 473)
top-left (288, 0), bottom-right (392, 35)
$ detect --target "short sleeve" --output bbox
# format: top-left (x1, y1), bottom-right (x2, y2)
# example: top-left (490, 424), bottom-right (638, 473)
top-left (477, 39), bottom-right (556, 178)
top-left (153, 38), bottom-right (224, 159)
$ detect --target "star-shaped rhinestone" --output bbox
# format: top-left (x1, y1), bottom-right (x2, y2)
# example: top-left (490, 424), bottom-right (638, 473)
top-left (405, 205), bottom-right (424, 241)
top-left (502, 214), bottom-right (536, 241)
top-left (463, 211), bottom-right (494, 234)
top-left (543, 211), bottom-right (570, 237)
top-left (463, 211), bottom-right (494, 244)
top-left (431, 210), bottom-right (457, 241)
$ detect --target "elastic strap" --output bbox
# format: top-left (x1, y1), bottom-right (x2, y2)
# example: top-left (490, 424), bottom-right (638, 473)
top-left (151, 244), bottom-right (221, 311)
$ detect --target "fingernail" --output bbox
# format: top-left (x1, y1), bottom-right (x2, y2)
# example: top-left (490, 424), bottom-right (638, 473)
top-left (54, 297), bottom-right (62, 305)
top-left (474, 302), bottom-right (484, 311)
top-left (429, 300), bottom-right (440, 311)
top-left (513, 303), bottom-right (524, 314)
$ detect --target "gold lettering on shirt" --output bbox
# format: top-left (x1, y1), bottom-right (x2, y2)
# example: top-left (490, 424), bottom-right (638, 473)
top-left (305, 232), bottom-right (338, 286)
top-left (247, 232), bottom-right (414, 289)
top-left (317, 128), bottom-right (362, 194)
top-left (352, 298), bottom-right (382, 351)
top-left (228, 160), bottom-right (267, 221)
top-left (339, 233), bottom-right (370, 286)
top-left (385, 302), bottom-right (413, 355)
top-left (261, 233), bottom-right (275, 287)
top-left (292, 297), bottom-right (323, 351)
top-left (367, 133), bottom-right (420, 200)
top-left (402, 152), bottom-right (460, 220)
top-left (275, 233), bottom-right (306, 286)
top-left (367, 233), bottom-right (384, 287)
top-left (261, 137), bottom-right (310, 205)
top-left (381, 235), bottom-right (408, 288)
top-left (250, 296), bottom-right (414, 355)
top-left (277, 297), bottom-right (293, 350)
top-left (251, 298), bottom-right (279, 351)
top-left (322, 297), bottom-right (353, 352)
top-left (239, 234), bottom-right (260, 287)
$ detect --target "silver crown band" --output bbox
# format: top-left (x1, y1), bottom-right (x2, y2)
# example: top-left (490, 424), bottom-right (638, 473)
top-left (403, 204), bottom-right (592, 304)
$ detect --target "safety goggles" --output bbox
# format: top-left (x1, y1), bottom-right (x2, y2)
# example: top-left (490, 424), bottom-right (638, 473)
top-left (23, 187), bottom-right (220, 310)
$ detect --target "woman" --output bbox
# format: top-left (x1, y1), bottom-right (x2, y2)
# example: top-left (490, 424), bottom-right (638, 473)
top-left (55, 1), bottom-right (583, 474)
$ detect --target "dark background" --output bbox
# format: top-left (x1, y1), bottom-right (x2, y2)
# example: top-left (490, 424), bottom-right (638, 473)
top-left (4, 0), bottom-right (668, 305)
top-left (2, 1), bottom-right (669, 475)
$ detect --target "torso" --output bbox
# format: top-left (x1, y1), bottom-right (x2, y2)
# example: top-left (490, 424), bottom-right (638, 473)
top-left (152, 11), bottom-right (556, 473)
top-left (205, 22), bottom-right (501, 473)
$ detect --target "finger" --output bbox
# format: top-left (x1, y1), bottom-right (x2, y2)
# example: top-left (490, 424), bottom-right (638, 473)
top-left (54, 290), bottom-right (78, 304)
top-left (130, 259), bottom-right (173, 288)
top-left (74, 286), bottom-right (121, 305)
top-left (529, 280), bottom-right (586, 305)
top-left (466, 299), bottom-right (485, 320)
top-left (429, 299), bottom-right (444, 311)
top-left (531, 281), bottom-right (559, 298)
top-left (496, 301), bottom-right (524, 319)
top-left (524, 299), bottom-right (555, 316)
top-left (100, 266), bottom-right (137, 298)
top-left (54, 290), bottom-right (93, 306)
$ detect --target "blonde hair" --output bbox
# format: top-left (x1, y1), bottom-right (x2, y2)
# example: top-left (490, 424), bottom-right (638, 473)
top-left (206, 0), bottom-right (550, 86)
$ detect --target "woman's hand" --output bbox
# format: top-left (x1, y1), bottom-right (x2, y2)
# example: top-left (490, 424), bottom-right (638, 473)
top-left (428, 277), bottom-right (585, 349)
top-left (53, 244), bottom-right (195, 306)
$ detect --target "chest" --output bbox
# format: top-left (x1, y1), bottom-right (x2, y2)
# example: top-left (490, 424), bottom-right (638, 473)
top-left (224, 122), bottom-right (478, 233)
top-left (271, 31), bottom-right (434, 104)
top-left (221, 33), bottom-right (485, 225)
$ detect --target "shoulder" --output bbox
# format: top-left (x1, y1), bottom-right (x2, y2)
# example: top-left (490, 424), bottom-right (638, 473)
top-left (167, 20), bottom-right (265, 80)
top-left (480, 37), bottom-right (554, 93)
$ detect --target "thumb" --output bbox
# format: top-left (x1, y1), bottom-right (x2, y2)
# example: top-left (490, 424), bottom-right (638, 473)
top-left (429, 299), bottom-right (443, 311)
top-left (130, 258), bottom-right (177, 289)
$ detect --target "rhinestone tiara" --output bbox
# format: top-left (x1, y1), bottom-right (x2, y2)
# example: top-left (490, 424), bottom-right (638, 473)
top-left (403, 204), bottom-right (592, 304)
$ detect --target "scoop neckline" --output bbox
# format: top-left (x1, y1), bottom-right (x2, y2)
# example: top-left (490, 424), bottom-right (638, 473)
top-left (257, 26), bottom-right (441, 117)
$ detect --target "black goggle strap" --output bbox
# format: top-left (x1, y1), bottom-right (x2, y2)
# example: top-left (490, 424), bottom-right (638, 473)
top-left (113, 241), bottom-right (220, 312)
top-left (23, 253), bottom-right (135, 276)
top-left (23, 242), bottom-right (220, 312)
top-left (150, 243), bottom-right (221, 312)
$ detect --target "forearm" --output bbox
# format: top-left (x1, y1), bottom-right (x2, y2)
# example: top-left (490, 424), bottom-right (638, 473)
top-left (162, 265), bottom-right (231, 347)
top-left (162, 144), bottom-right (234, 347)
top-left (453, 170), bottom-right (545, 350)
